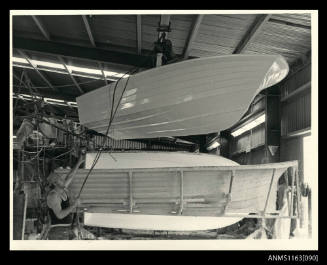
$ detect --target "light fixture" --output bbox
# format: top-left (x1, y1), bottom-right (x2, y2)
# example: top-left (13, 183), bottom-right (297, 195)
top-left (231, 113), bottom-right (266, 137)
top-left (207, 141), bottom-right (220, 151)
top-left (31, 59), bottom-right (65, 70)
top-left (46, 101), bottom-right (68, 106)
top-left (67, 101), bottom-right (78, 107)
top-left (104, 71), bottom-right (129, 79)
top-left (66, 65), bottom-right (102, 76)
top-left (14, 93), bottom-right (42, 100)
top-left (12, 57), bottom-right (128, 81)
top-left (13, 93), bottom-right (78, 108)
top-left (12, 57), bottom-right (29, 64)
top-left (44, 97), bottom-right (65, 103)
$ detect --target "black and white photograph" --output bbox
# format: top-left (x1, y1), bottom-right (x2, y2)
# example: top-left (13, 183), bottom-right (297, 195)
top-left (10, 10), bottom-right (318, 251)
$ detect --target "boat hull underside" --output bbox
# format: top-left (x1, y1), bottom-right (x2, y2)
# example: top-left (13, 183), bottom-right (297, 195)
top-left (76, 55), bottom-right (289, 139)
top-left (84, 212), bottom-right (242, 231)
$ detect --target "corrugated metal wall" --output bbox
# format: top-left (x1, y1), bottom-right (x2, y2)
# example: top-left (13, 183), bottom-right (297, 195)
top-left (280, 63), bottom-right (311, 136)
top-left (280, 63), bottom-right (311, 98)
top-left (279, 63), bottom-right (311, 183)
top-left (281, 91), bottom-right (311, 136)
top-left (230, 124), bottom-right (265, 156)
top-left (280, 137), bottom-right (304, 182)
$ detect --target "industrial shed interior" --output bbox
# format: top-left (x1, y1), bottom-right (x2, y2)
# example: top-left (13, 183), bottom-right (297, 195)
top-left (11, 12), bottom-right (314, 243)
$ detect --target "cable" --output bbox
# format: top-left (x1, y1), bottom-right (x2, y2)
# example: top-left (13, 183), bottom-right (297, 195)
top-left (76, 54), bottom-right (152, 198)
top-left (76, 75), bottom-right (130, 198)
top-left (68, 47), bottom-right (155, 231)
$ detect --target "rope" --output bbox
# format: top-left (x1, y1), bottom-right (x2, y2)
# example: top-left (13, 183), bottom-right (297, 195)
top-left (75, 47), bottom-right (155, 198)
top-left (76, 73), bottom-right (133, 198)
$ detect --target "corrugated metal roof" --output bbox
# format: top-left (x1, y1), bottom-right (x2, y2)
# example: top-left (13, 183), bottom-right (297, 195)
top-left (12, 12), bottom-right (312, 115)
top-left (141, 15), bottom-right (160, 51)
top-left (91, 15), bottom-right (137, 49)
top-left (270, 13), bottom-right (311, 27)
top-left (190, 14), bottom-right (258, 56)
top-left (244, 19), bottom-right (311, 64)
top-left (41, 15), bottom-right (91, 45)
top-left (12, 16), bottom-right (45, 40)
top-left (169, 15), bottom-right (194, 55)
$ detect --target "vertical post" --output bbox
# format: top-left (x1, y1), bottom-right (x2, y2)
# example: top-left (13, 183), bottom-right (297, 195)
top-left (289, 167), bottom-right (296, 238)
top-left (69, 151), bottom-right (72, 168)
top-left (295, 168), bottom-right (303, 228)
top-left (156, 54), bottom-right (163, 67)
top-left (36, 128), bottom-right (40, 180)
top-left (179, 170), bottom-right (184, 215)
top-left (15, 149), bottom-right (21, 192)
top-left (307, 187), bottom-right (312, 238)
top-left (21, 193), bottom-right (28, 240)
top-left (290, 167), bottom-right (295, 217)
top-left (21, 146), bottom-right (25, 183)
top-left (129, 171), bottom-right (133, 213)
top-left (260, 168), bottom-right (275, 239)
top-left (263, 168), bottom-right (276, 214)
top-left (224, 170), bottom-right (235, 213)
top-left (264, 91), bottom-right (268, 162)
top-left (228, 170), bottom-right (235, 195)
top-left (284, 169), bottom-right (291, 216)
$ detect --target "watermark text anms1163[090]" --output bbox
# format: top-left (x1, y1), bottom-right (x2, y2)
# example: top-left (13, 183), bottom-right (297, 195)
top-left (267, 254), bottom-right (318, 262)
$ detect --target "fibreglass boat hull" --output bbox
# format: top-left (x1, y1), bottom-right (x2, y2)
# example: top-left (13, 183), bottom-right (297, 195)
top-left (76, 55), bottom-right (288, 139)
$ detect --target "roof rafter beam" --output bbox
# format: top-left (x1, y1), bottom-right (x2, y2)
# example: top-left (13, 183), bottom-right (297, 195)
top-left (57, 56), bottom-right (84, 94)
top-left (17, 49), bottom-right (56, 91)
top-left (12, 71), bottom-right (37, 97)
top-left (32, 16), bottom-right (84, 94)
top-left (13, 37), bottom-right (155, 68)
top-left (30, 17), bottom-right (84, 94)
top-left (12, 85), bottom-right (77, 102)
top-left (13, 72), bottom-right (27, 87)
top-left (82, 15), bottom-right (96, 47)
top-left (268, 18), bottom-right (311, 30)
top-left (31, 15), bottom-right (50, 41)
top-left (233, 14), bottom-right (272, 54)
top-left (13, 70), bottom-right (44, 104)
top-left (136, 15), bottom-right (142, 55)
top-left (183, 15), bottom-right (203, 59)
